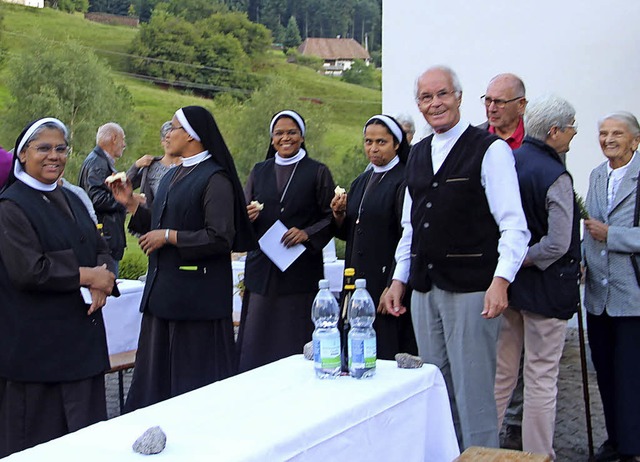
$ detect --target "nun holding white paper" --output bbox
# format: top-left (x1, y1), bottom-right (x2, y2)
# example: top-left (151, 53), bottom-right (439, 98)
top-left (237, 110), bottom-right (336, 373)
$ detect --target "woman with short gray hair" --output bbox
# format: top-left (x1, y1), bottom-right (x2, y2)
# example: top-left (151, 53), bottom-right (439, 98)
top-left (583, 110), bottom-right (640, 462)
top-left (126, 121), bottom-right (182, 208)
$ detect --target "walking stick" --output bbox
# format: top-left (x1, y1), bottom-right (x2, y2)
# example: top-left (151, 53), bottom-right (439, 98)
top-left (576, 297), bottom-right (595, 460)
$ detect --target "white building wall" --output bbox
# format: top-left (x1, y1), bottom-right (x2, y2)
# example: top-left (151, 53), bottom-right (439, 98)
top-left (382, 0), bottom-right (640, 196)
top-left (3, 0), bottom-right (44, 7)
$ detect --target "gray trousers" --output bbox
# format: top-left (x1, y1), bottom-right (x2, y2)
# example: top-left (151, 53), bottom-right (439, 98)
top-left (412, 287), bottom-right (501, 450)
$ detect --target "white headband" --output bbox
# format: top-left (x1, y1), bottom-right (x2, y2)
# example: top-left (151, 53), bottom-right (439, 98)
top-left (270, 110), bottom-right (306, 137)
top-left (16, 117), bottom-right (68, 155)
top-left (364, 115), bottom-right (403, 143)
top-left (175, 108), bottom-right (201, 142)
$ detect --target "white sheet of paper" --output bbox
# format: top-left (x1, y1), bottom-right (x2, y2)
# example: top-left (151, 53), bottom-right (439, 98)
top-left (258, 220), bottom-right (306, 272)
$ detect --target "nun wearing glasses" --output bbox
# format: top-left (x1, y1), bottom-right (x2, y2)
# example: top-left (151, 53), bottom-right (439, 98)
top-left (0, 118), bottom-right (117, 457)
top-left (110, 106), bottom-right (256, 412)
top-left (331, 115), bottom-right (418, 360)
top-left (236, 110), bottom-right (336, 372)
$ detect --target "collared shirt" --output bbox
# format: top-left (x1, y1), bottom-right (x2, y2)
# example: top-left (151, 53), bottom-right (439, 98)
top-left (606, 152), bottom-right (636, 212)
top-left (392, 119), bottom-right (530, 285)
top-left (489, 117), bottom-right (525, 150)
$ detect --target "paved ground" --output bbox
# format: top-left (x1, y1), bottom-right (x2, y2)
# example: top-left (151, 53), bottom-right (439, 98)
top-left (105, 326), bottom-right (606, 461)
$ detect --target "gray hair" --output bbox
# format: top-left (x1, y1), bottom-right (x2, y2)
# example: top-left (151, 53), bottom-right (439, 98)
top-left (598, 111), bottom-right (640, 137)
top-left (524, 94), bottom-right (575, 142)
top-left (394, 113), bottom-right (415, 134)
top-left (96, 122), bottom-right (124, 145)
top-left (414, 65), bottom-right (462, 99)
top-left (160, 121), bottom-right (172, 140)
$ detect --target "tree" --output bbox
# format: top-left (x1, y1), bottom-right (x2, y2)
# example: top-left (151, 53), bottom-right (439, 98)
top-left (1, 38), bottom-right (139, 182)
top-left (54, 0), bottom-right (89, 13)
top-left (129, 9), bottom-right (270, 98)
top-left (282, 15), bottom-right (301, 52)
top-left (341, 59), bottom-right (378, 89)
top-left (165, 0), bottom-right (228, 23)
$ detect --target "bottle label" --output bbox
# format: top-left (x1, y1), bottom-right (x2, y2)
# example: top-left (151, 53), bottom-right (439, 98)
top-left (314, 336), bottom-right (341, 369)
top-left (348, 337), bottom-right (376, 369)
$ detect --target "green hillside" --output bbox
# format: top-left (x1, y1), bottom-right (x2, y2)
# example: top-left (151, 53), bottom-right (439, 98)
top-left (0, 3), bottom-right (381, 174)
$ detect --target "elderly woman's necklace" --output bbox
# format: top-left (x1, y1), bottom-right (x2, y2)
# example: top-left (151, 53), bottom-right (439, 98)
top-left (355, 170), bottom-right (387, 225)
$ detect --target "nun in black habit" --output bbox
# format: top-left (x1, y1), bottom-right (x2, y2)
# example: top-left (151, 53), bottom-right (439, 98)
top-left (331, 115), bottom-right (418, 360)
top-left (0, 118), bottom-right (117, 457)
top-left (110, 106), bottom-right (256, 412)
top-left (236, 110), bottom-right (336, 372)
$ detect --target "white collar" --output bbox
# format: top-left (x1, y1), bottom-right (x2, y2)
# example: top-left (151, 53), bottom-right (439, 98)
top-left (182, 150), bottom-right (211, 167)
top-left (13, 161), bottom-right (57, 192)
top-left (607, 151), bottom-right (636, 176)
top-left (372, 155), bottom-right (399, 173)
top-left (275, 148), bottom-right (306, 166)
top-left (432, 119), bottom-right (469, 144)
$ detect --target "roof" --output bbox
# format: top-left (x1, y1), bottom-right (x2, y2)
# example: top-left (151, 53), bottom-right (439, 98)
top-left (298, 38), bottom-right (370, 60)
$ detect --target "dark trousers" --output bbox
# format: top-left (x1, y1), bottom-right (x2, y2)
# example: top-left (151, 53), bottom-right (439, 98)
top-left (0, 375), bottom-right (106, 458)
top-left (587, 311), bottom-right (640, 455)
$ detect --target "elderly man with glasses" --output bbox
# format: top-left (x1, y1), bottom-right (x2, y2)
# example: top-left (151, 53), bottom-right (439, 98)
top-left (494, 94), bottom-right (580, 460)
top-left (383, 65), bottom-right (529, 450)
top-left (479, 73), bottom-right (527, 150)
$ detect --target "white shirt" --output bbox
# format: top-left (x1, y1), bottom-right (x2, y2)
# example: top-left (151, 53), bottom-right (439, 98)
top-left (392, 119), bottom-right (530, 285)
top-left (606, 152), bottom-right (635, 212)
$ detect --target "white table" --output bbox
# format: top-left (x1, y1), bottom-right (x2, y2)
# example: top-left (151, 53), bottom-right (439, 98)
top-left (6, 356), bottom-right (459, 461)
top-left (103, 254), bottom-right (345, 350)
top-left (102, 279), bottom-right (144, 355)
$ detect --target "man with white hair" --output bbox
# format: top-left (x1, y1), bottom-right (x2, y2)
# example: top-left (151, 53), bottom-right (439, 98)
top-left (383, 65), bottom-right (529, 450)
top-left (79, 123), bottom-right (128, 274)
top-left (494, 95), bottom-right (580, 459)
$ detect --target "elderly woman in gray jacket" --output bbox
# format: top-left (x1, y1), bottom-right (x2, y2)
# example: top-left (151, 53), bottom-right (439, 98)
top-left (583, 111), bottom-right (640, 462)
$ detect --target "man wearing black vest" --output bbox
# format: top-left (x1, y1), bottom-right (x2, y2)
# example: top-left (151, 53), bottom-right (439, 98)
top-left (494, 95), bottom-right (580, 459)
top-left (383, 66), bottom-right (529, 450)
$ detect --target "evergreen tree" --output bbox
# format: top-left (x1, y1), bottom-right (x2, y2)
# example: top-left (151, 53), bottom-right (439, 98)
top-left (282, 16), bottom-right (301, 52)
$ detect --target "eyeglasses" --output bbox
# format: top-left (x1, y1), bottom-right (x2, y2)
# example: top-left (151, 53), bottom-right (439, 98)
top-left (272, 129), bottom-right (301, 138)
top-left (28, 143), bottom-right (70, 156)
top-left (563, 122), bottom-right (578, 133)
top-left (481, 95), bottom-right (525, 109)
top-left (167, 125), bottom-right (185, 133)
top-left (416, 90), bottom-right (458, 105)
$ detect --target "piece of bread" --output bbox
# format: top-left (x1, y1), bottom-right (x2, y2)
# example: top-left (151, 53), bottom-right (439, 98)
top-left (334, 185), bottom-right (346, 196)
top-left (250, 200), bottom-right (264, 211)
top-left (105, 171), bottom-right (127, 184)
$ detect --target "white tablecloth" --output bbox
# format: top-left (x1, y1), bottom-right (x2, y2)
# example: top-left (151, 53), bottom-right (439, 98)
top-left (6, 356), bottom-right (459, 462)
top-left (102, 279), bottom-right (144, 355)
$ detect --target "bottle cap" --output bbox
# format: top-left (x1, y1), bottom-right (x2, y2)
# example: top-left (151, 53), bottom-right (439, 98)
top-left (318, 279), bottom-right (330, 289)
top-left (344, 268), bottom-right (355, 277)
top-left (355, 279), bottom-right (367, 289)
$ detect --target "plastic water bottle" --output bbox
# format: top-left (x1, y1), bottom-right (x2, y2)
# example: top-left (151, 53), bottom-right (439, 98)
top-left (348, 279), bottom-right (377, 379)
top-left (312, 279), bottom-right (341, 379)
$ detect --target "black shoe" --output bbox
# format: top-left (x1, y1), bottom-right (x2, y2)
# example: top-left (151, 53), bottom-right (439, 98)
top-left (501, 424), bottom-right (522, 451)
top-left (595, 441), bottom-right (620, 462)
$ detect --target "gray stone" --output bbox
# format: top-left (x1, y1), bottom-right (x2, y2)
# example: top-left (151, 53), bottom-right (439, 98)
top-left (395, 353), bottom-right (424, 369)
top-left (132, 426), bottom-right (167, 455)
top-left (303, 341), bottom-right (314, 360)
